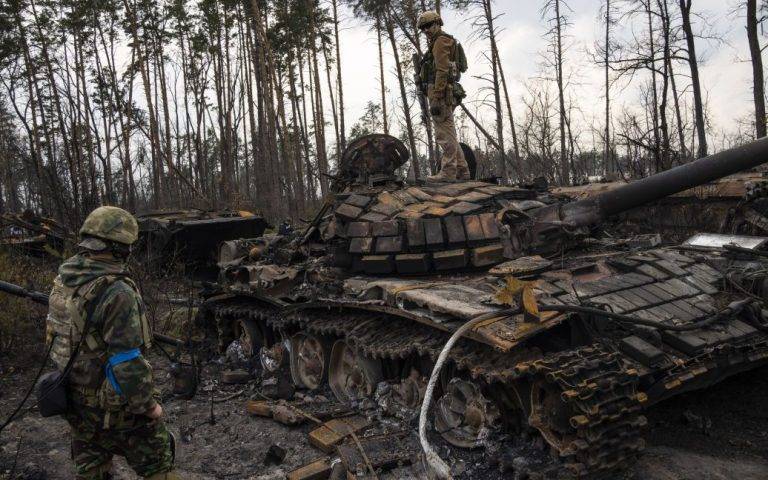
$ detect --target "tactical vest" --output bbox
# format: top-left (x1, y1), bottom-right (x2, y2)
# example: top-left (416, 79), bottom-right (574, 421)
top-left (419, 32), bottom-right (468, 92)
top-left (46, 274), bottom-right (151, 405)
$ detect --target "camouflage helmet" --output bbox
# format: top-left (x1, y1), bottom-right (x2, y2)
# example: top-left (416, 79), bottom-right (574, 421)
top-left (417, 11), bottom-right (443, 29)
top-left (79, 206), bottom-right (139, 248)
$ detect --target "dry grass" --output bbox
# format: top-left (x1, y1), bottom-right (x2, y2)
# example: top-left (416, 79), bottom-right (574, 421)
top-left (0, 249), bottom-right (57, 359)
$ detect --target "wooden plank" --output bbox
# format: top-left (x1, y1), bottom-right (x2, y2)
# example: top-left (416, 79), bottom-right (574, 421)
top-left (308, 416), bottom-right (371, 453)
top-left (286, 458), bottom-right (333, 480)
top-left (245, 400), bottom-right (272, 417)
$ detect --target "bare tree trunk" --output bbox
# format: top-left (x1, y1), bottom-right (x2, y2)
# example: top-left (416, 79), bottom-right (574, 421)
top-left (748, 0), bottom-right (766, 138)
top-left (309, 22), bottom-right (330, 195)
top-left (321, 39), bottom-right (341, 162)
top-left (679, 0), bottom-right (707, 157)
top-left (658, 0), bottom-right (671, 170)
top-left (384, 12), bottom-right (420, 178)
top-left (645, 1), bottom-right (662, 172)
top-left (667, 57), bottom-right (687, 160)
top-left (554, 0), bottom-right (569, 185)
top-left (376, 15), bottom-right (389, 135)
top-left (331, 0), bottom-right (346, 150)
top-left (483, 0), bottom-right (507, 183)
top-left (123, 0), bottom-right (163, 208)
top-left (604, 0), bottom-right (612, 176)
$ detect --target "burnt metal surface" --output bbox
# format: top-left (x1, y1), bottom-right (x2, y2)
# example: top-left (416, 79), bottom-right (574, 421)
top-left (196, 134), bottom-right (768, 478)
top-left (136, 210), bottom-right (268, 274)
top-left (1, 212), bottom-right (71, 256)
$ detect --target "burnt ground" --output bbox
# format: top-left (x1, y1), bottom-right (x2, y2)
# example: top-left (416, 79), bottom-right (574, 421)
top-left (1, 341), bottom-right (767, 480)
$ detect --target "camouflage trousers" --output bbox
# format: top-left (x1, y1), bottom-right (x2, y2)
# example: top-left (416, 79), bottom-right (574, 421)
top-left (65, 402), bottom-right (174, 479)
top-left (431, 101), bottom-right (468, 178)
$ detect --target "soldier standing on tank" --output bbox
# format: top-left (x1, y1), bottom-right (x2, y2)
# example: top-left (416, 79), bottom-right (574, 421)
top-left (417, 10), bottom-right (470, 183)
top-left (46, 206), bottom-right (178, 480)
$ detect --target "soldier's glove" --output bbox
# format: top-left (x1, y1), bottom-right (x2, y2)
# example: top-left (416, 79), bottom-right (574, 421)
top-left (430, 105), bottom-right (443, 117)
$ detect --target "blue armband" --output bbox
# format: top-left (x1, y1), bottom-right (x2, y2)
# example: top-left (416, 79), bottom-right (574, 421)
top-left (105, 348), bottom-right (141, 396)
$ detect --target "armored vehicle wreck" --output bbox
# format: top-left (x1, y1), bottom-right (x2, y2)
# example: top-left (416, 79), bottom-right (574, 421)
top-left (135, 209), bottom-right (268, 275)
top-left (197, 134), bottom-right (768, 477)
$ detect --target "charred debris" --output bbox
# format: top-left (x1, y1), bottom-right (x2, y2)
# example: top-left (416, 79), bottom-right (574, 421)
top-left (169, 134), bottom-right (768, 479)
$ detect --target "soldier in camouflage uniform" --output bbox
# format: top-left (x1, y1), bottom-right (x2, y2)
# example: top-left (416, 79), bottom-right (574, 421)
top-left (418, 10), bottom-right (470, 183)
top-left (46, 206), bottom-right (178, 480)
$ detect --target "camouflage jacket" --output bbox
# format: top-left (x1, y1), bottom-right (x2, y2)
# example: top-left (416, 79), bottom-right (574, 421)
top-left (423, 32), bottom-right (457, 103)
top-left (46, 253), bottom-right (156, 415)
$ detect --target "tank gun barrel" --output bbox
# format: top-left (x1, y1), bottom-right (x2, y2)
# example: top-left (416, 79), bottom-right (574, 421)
top-left (561, 136), bottom-right (768, 227)
top-left (501, 136), bottom-right (768, 259)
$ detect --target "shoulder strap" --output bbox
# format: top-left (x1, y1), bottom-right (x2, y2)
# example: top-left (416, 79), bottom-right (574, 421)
top-left (66, 276), bottom-right (126, 372)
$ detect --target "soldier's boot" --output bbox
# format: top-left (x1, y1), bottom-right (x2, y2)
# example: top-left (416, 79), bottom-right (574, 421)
top-left (426, 169), bottom-right (458, 182)
top-left (77, 461), bottom-right (113, 480)
top-left (144, 470), bottom-right (181, 480)
top-left (456, 166), bottom-right (471, 181)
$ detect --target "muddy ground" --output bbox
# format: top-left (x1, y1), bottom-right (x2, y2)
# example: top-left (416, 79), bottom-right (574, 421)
top-left (1, 341), bottom-right (767, 480)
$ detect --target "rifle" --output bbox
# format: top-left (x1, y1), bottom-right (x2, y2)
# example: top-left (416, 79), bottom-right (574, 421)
top-left (0, 279), bottom-right (183, 348)
top-left (412, 52), bottom-right (431, 127)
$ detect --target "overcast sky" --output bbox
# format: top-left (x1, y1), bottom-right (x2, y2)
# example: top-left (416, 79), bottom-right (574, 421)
top-left (333, 0), bottom-right (757, 150)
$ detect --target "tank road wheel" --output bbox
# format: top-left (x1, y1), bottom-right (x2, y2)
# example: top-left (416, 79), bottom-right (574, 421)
top-left (434, 378), bottom-right (501, 449)
top-left (260, 339), bottom-right (288, 374)
top-left (237, 318), bottom-right (263, 358)
top-left (328, 340), bottom-right (383, 403)
top-left (289, 333), bottom-right (332, 390)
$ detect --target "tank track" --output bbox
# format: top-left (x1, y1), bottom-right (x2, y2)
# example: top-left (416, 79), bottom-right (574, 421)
top-left (210, 298), bottom-right (645, 478)
top-left (518, 347), bottom-right (647, 477)
top-left (275, 306), bottom-right (530, 384)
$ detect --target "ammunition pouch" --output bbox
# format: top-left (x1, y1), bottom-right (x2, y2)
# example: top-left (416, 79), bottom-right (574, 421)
top-left (452, 83), bottom-right (466, 104)
top-left (37, 370), bottom-right (69, 417)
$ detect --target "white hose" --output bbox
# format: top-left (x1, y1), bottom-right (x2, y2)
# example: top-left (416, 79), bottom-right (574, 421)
top-left (418, 310), bottom-right (514, 479)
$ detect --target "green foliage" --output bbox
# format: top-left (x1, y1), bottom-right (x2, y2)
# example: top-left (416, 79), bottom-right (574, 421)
top-left (349, 101), bottom-right (384, 138)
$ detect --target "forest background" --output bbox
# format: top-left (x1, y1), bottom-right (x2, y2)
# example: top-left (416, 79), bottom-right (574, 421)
top-left (1, 0), bottom-right (767, 226)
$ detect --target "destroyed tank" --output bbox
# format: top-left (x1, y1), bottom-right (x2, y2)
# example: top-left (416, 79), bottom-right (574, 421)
top-left (196, 134), bottom-right (768, 478)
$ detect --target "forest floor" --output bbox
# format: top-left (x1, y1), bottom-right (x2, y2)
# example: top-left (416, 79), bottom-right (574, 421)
top-left (2, 339), bottom-right (768, 479)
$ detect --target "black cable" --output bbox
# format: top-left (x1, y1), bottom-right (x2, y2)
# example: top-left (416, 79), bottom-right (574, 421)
top-left (539, 300), bottom-right (753, 332)
top-left (0, 338), bottom-right (54, 434)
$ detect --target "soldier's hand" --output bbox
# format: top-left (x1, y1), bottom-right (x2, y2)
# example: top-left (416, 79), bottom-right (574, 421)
top-left (430, 105), bottom-right (443, 117)
top-left (145, 403), bottom-right (163, 420)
